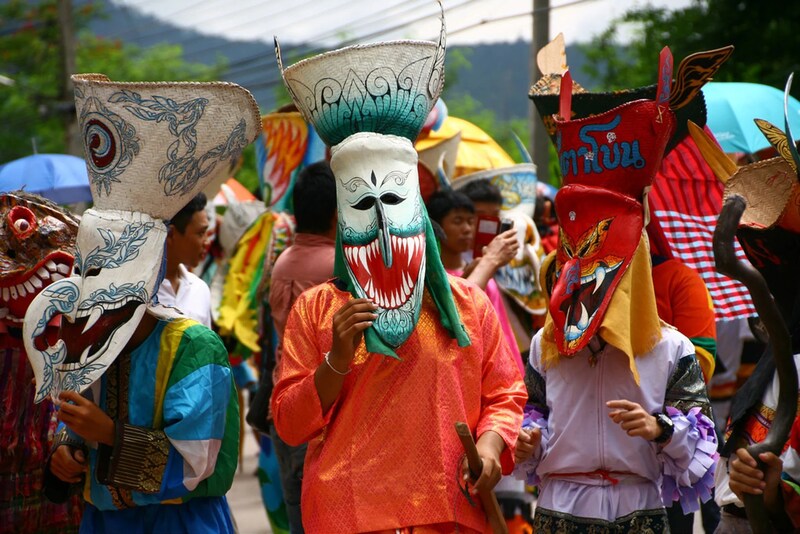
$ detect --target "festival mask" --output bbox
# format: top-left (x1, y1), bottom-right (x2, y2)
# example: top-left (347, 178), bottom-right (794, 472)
top-left (331, 133), bottom-right (427, 346)
top-left (453, 162), bottom-right (546, 314)
top-left (0, 193), bottom-right (79, 327)
top-left (24, 74), bottom-right (261, 402)
top-left (549, 185), bottom-right (645, 354)
top-left (277, 0), bottom-right (448, 350)
top-left (554, 68), bottom-right (676, 197)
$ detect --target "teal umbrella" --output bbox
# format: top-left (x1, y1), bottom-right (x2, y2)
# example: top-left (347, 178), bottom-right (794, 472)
top-left (0, 153), bottom-right (91, 204)
top-left (703, 82), bottom-right (800, 154)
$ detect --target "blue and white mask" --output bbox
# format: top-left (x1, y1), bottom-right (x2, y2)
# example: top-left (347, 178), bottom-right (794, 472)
top-left (24, 74), bottom-right (261, 402)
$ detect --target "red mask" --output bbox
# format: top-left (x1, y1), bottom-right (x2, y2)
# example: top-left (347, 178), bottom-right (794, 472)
top-left (549, 185), bottom-right (644, 354)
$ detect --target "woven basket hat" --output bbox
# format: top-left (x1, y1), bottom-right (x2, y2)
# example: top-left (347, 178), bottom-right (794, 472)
top-left (724, 157), bottom-right (799, 230)
top-left (275, 2), bottom-right (445, 146)
top-left (73, 73), bottom-right (261, 218)
top-left (453, 164), bottom-right (539, 217)
top-left (691, 75), bottom-right (800, 232)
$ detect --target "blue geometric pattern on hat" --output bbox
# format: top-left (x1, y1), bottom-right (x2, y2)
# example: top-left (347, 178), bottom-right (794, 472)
top-left (282, 57), bottom-right (436, 146)
top-left (276, 0), bottom-right (445, 147)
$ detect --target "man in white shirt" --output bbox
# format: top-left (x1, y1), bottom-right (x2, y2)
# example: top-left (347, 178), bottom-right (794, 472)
top-left (157, 193), bottom-right (212, 327)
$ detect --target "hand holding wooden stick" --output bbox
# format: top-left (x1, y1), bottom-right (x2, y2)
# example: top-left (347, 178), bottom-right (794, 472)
top-left (455, 422), bottom-right (509, 534)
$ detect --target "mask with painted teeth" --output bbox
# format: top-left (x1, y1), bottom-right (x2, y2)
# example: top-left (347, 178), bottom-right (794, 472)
top-left (24, 209), bottom-right (164, 402)
top-left (331, 133), bottom-right (428, 348)
top-left (549, 185), bottom-right (644, 354)
top-left (0, 192), bottom-right (79, 326)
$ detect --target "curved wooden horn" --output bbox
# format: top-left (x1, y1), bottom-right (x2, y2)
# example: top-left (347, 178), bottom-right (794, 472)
top-left (714, 195), bottom-right (797, 534)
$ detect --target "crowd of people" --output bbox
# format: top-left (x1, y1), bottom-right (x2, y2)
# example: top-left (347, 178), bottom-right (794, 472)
top-left (2, 7), bottom-right (800, 534)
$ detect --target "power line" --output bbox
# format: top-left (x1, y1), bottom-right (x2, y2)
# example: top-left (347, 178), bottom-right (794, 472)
top-left (136, 0), bottom-right (358, 45)
top-left (218, 0), bottom-right (479, 88)
top-left (222, 0), bottom-right (431, 77)
top-left (184, 0), bottom-right (415, 65)
top-left (238, 0), bottom-right (602, 93)
top-left (112, 0), bottom-right (277, 41)
top-left (238, 0), bottom-right (459, 92)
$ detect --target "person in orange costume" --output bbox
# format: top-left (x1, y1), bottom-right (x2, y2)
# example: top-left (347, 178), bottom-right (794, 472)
top-left (271, 3), bottom-right (526, 530)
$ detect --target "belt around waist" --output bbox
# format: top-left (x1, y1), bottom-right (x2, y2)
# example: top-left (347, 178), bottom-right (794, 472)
top-left (545, 469), bottom-right (649, 486)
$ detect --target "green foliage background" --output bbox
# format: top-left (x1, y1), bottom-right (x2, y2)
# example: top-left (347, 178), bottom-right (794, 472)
top-left (3, 0), bottom-right (799, 195)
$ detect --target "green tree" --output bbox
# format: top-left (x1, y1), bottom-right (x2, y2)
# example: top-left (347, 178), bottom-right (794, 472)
top-left (579, 0), bottom-right (800, 94)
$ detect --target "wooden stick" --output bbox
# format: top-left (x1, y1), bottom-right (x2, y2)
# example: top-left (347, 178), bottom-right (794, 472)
top-left (714, 196), bottom-right (797, 533)
top-left (454, 422), bottom-right (509, 534)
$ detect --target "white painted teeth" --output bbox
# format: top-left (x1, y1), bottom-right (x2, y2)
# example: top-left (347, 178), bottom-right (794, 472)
top-left (577, 302), bottom-right (589, 329)
top-left (37, 267), bottom-right (50, 279)
top-left (56, 263), bottom-right (70, 275)
top-left (1, 288), bottom-right (8, 301)
top-left (79, 344), bottom-right (92, 365)
top-left (45, 260), bottom-right (57, 271)
top-left (593, 266), bottom-right (606, 295)
top-left (30, 276), bottom-right (42, 289)
top-left (9, 286), bottom-right (18, 300)
top-left (51, 273), bottom-right (64, 282)
top-left (82, 306), bottom-right (103, 334)
top-left (345, 235), bottom-right (425, 309)
top-left (358, 247), bottom-right (368, 275)
top-left (0, 308), bottom-right (7, 318)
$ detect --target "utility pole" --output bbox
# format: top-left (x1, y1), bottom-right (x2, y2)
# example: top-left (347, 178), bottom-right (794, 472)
top-left (530, 0), bottom-right (550, 185)
top-left (57, 0), bottom-right (81, 156)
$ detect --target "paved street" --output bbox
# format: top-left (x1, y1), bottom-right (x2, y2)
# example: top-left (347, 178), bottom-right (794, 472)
top-left (229, 429), bottom-right (272, 534)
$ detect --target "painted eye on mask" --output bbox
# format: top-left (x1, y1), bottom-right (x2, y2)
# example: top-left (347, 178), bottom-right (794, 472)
top-left (560, 218), bottom-right (612, 260)
top-left (73, 266), bottom-right (100, 277)
top-left (351, 193), bottom-right (405, 210)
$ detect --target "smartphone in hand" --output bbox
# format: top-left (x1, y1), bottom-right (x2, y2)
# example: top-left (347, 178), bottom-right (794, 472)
top-left (473, 215), bottom-right (515, 258)
top-left (473, 215), bottom-right (500, 258)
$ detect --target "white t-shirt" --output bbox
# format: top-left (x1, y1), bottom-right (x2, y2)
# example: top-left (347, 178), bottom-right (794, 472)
top-left (157, 264), bottom-right (212, 327)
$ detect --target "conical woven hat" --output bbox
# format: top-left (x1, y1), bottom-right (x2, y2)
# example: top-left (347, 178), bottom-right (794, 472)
top-left (275, 1), bottom-right (445, 146)
top-left (724, 157), bottom-right (798, 230)
top-left (73, 74), bottom-right (262, 219)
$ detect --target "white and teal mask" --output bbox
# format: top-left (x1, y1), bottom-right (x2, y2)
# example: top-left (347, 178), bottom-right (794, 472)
top-left (277, 0), bottom-right (470, 355)
top-left (331, 133), bottom-right (427, 347)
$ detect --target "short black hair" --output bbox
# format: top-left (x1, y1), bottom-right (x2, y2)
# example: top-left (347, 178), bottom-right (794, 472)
top-left (426, 189), bottom-right (474, 225)
top-left (171, 192), bottom-right (207, 233)
top-left (460, 178), bottom-right (503, 205)
top-left (293, 161), bottom-right (337, 234)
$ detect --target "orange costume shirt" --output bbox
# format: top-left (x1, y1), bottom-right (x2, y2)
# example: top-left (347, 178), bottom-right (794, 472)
top-left (271, 275), bottom-right (526, 533)
top-left (651, 256), bottom-right (717, 381)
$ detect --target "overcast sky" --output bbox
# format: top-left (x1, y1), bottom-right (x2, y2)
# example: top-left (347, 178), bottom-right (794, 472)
top-left (113, 0), bottom-right (695, 46)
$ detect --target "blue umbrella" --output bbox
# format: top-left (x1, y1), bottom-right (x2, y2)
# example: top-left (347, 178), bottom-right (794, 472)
top-left (703, 82), bottom-right (800, 154)
top-left (0, 153), bottom-right (92, 204)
